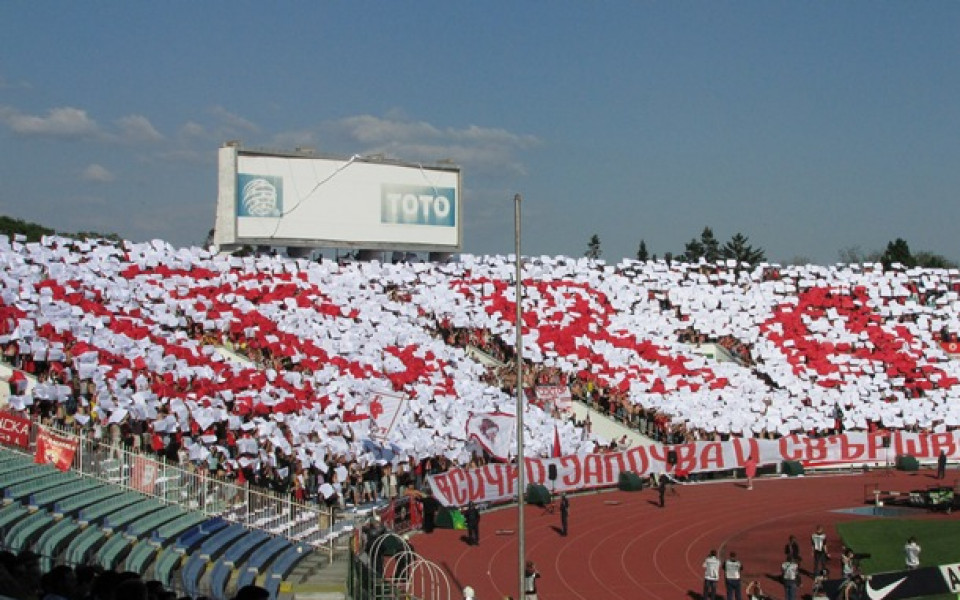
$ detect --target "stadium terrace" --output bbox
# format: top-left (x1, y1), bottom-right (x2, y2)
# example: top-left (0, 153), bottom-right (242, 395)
top-left (1, 235), bottom-right (960, 500)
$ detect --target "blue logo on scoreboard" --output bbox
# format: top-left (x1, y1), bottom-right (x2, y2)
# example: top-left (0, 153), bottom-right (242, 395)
top-left (381, 185), bottom-right (456, 227)
top-left (237, 174), bottom-right (283, 218)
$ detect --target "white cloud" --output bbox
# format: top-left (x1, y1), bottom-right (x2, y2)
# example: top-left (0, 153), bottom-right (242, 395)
top-left (453, 124), bottom-right (539, 149)
top-left (338, 115), bottom-right (442, 144)
top-left (329, 114), bottom-right (541, 176)
top-left (154, 148), bottom-right (213, 165)
top-left (270, 129), bottom-right (318, 151)
top-left (115, 115), bottom-right (163, 142)
top-left (0, 76), bottom-right (31, 90)
top-left (0, 106), bottom-right (99, 138)
top-left (210, 106), bottom-right (259, 133)
top-left (179, 121), bottom-right (206, 138)
top-left (81, 164), bottom-right (116, 183)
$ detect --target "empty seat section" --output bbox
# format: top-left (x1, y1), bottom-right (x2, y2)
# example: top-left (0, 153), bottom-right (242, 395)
top-left (52, 487), bottom-right (124, 518)
top-left (28, 477), bottom-right (100, 510)
top-left (181, 523), bottom-right (248, 599)
top-left (4, 510), bottom-right (54, 552)
top-left (0, 502), bottom-right (28, 539)
top-left (75, 495), bottom-right (144, 526)
top-left (3, 471), bottom-right (75, 503)
top-left (208, 530), bottom-right (270, 599)
top-left (36, 517), bottom-right (81, 573)
top-left (64, 523), bottom-right (108, 566)
top-left (100, 499), bottom-right (164, 533)
top-left (235, 535), bottom-right (291, 590)
top-left (154, 547), bottom-right (184, 589)
top-left (265, 544), bottom-right (313, 600)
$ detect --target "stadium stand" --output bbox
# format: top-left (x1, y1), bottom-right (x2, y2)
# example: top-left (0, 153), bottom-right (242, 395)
top-left (207, 529), bottom-right (271, 599)
top-left (235, 535), bottom-right (293, 590)
top-left (265, 543), bottom-right (313, 599)
top-left (3, 233), bottom-right (960, 596)
top-left (180, 522), bottom-right (249, 598)
top-left (4, 510), bottom-right (53, 552)
top-left (27, 478), bottom-right (101, 511)
top-left (34, 516), bottom-right (80, 573)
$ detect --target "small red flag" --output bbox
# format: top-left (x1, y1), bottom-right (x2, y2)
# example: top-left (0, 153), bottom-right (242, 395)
top-left (552, 425), bottom-right (562, 458)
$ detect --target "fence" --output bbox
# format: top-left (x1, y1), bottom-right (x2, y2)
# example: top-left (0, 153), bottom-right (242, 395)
top-left (2, 417), bottom-right (357, 562)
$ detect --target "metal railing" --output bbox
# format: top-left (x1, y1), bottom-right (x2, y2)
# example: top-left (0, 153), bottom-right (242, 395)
top-left (2, 420), bottom-right (359, 562)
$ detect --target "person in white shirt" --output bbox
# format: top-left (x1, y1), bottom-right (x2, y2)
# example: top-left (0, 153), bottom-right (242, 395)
top-left (703, 549), bottom-right (721, 600)
top-left (524, 560), bottom-right (540, 600)
top-left (811, 525), bottom-right (828, 576)
top-left (723, 551), bottom-right (743, 600)
top-left (904, 536), bottom-right (921, 570)
top-left (781, 554), bottom-right (800, 600)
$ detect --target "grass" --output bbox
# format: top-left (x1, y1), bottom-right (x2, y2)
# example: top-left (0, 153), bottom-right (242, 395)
top-left (836, 517), bottom-right (960, 600)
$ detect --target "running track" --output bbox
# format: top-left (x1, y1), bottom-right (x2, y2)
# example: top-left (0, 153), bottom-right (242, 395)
top-left (411, 468), bottom-right (954, 599)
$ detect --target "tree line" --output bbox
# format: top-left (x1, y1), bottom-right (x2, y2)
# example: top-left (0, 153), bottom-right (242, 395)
top-left (585, 227), bottom-right (957, 269)
top-left (0, 215), bottom-right (121, 244)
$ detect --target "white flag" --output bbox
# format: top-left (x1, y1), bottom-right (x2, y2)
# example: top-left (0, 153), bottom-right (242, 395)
top-left (466, 412), bottom-right (517, 460)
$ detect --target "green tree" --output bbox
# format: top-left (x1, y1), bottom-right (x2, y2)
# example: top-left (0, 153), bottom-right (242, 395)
top-left (73, 231), bottom-right (122, 242)
top-left (839, 245), bottom-right (883, 265)
top-left (682, 237), bottom-right (705, 262)
top-left (0, 214), bottom-right (121, 244)
top-left (785, 255), bottom-right (813, 266)
top-left (636, 240), bottom-right (649, 262)
top-left (682, 226), bottom-right (722, 263)
top-left (700, 227), bottom-right (721, 262)
top-left (913, 251), bottom-right (957, 269)
top-left (721, 233), bottom-right (766, 266)
top-left (585, 234), bottom-right (602, 259)
top-left (0, 215), bottom-right (55, 242)
top-left (880, 238), bottom-right (914, 269)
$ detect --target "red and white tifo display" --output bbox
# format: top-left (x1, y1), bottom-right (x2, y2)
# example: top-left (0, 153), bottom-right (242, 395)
top-left (1, 234), bottom-right (960, 485)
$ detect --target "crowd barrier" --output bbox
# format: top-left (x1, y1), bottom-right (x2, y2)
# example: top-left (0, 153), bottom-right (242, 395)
top-left (0, 416), bottom-right (356, 561)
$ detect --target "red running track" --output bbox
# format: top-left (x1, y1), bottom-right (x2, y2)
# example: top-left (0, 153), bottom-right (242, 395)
top-left (411, 468), bottom-right (955, 599)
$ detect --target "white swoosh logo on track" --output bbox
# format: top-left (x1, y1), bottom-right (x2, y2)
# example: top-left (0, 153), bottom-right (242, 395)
top-left (866, 576), bottom-right (906, 600)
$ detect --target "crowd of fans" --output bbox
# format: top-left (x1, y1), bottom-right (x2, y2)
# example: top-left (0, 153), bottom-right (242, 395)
top-left (1, 235), bottom-right (960, 512)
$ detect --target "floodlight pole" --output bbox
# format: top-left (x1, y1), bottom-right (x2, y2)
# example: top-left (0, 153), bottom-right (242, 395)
top-left (514, 193), bottom-right (526, 600)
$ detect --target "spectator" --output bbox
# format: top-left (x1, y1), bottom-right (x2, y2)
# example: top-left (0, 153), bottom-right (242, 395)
top-left (234, 585), bottom-right (270, 600)
top-left (39, 565), bottom-right (76, 600)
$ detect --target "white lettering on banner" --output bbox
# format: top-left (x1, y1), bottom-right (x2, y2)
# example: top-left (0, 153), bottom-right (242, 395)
top-left (535, 386), bottom-right (573, 412)
top-left (0, 417), bottom-right (28, 436)
top-left (0, 412), bottom-right (31, 448)
top-left (426, 431), bottom-right (960, 506)
top-left (386, 193), bottom-right (451, 221)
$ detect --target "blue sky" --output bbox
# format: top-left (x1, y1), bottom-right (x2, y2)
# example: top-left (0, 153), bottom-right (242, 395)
top-left (2, 3), bottom-right (958, 265)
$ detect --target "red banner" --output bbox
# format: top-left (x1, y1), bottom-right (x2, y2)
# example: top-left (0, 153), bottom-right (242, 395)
top-left (942, 341), bottom-right (960, 355)
top-left (131, 455), bottom-right (160, 493)
top-left (536, 386), bottom-right (573, 413)
top-left (0, 411), bottom-right (30, 448)
top-left (34, 429), bottom-right (78, 472)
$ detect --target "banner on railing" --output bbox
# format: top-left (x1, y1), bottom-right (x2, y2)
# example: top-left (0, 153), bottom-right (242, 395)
top-left (427, 431), bottom-right (959, 506)
top-left (379, 495), bottom-right (422, 534)
top-left (536, 386), bottom-right (573, 413)
top-left (132, 455), bottom-right (161, 493)
top-left (34, 428), bottom-right (78, 472)
top-left (0, 410), bottom-right (30, 448)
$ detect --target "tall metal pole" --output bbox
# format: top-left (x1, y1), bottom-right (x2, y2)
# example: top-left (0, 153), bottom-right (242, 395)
top-left (514, 193), bottom-right (526, 600)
